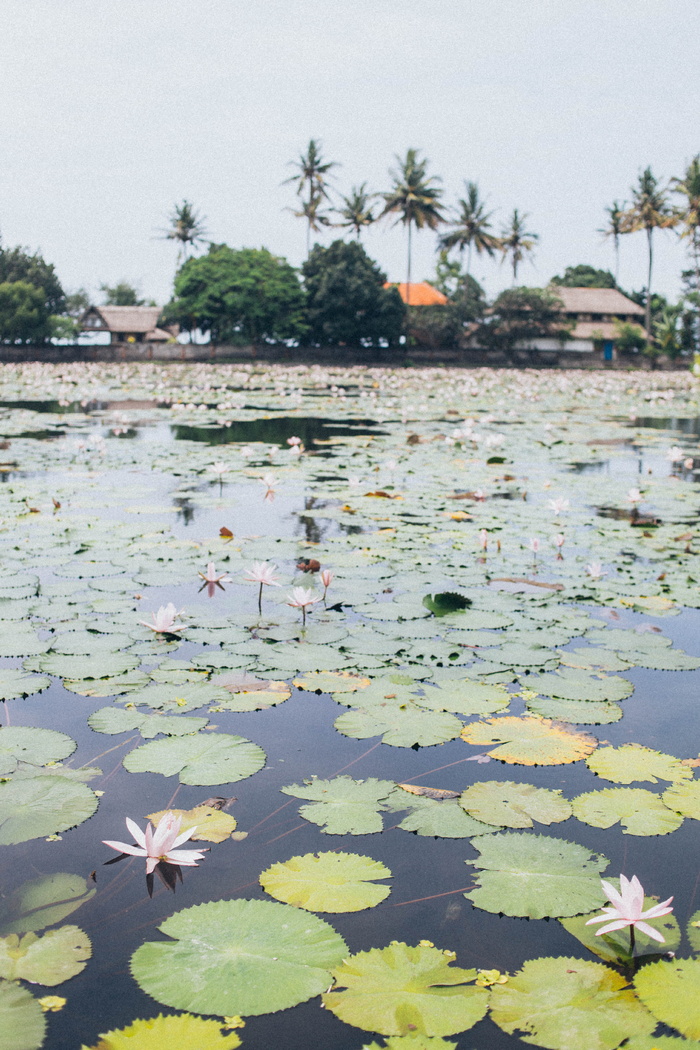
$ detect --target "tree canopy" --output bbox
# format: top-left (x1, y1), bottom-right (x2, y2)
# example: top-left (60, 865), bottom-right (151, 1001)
top-left (100, 281), bottom-right (150, 306)
top-left (302, 239), bottom-right (405, 347)
top-left (0, 244), bottom-right (66, 344)
top-left (165, 244), bottom-right (307, 344)
top-left (550, 265), bottom-right (617, 289)
top-left (476, 287), bottom-right (566, 355)
top-left (0, 244), bottom-right (65, 316)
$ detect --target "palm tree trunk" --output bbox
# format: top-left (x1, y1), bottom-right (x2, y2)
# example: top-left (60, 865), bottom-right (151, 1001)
top-left (406, 222), bottom-right (412, 308)
top-left (645, 226), bottom-right (654, 340)
top-left (466, 241), bottom-right (473, 280)
top-left (614, 237), bottom-right (620, 285)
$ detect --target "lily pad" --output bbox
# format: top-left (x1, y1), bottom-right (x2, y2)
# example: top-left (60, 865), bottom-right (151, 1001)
top-left (292, 670), bottom-right (371, 693)
top-left (0, 775), bottom-right (99, 844)
top-left (459, 781), bottom-right (572, 828)
top-left (123, 733), bottom-right (266, 786)
top-left (32, 651), bottom-right (141, 680)
top-left (416, 679), bottom-right (511, 717)
top-left (634, 957), bottom-right (700, 1039)
top-left (0, 727), bottom-right (76, 776)
top-left (585, 744), bottom-right (693, 785)
top-left (490, 956), bottom-right (656, 1049)
top-left (0, 670), bottom-right (51, 701)
top-left (335, 703), bottom-right (463, 748)
top-left (662, 780), bottom-right (700, 820)
top-left (130, 898), bottom-right (347, 1015)
top-left (0, 979), bottom-right (46, 1050)
top-left (88, 707), bottom-right (208, 739)
top-left (146, 805), bottom-right (236, 843)
top-left (572, 787), bottom-right (683, 835)
top-left (460, 716), bottom-right (597, 765)
top-left (526, 668), bottom-right (634, 703)
top-left (465, 832), bottom-right (608, 918)
top-left (560, 893), bottom-right (680, 963)
top-left (260, 851), bottom-right (391, 911)
top-left (323, 941), bottom-right (488, 1036)
top-left (80, 1014), bottom-right (242, 1050)
top-left (0, 925), bottom-right (91, 984)
top-left (525, 695), bottom-right (622, 724)
top-left (388, 794), bottom-right (495, 838)
top-left (0, 873), bottom-right (96, 935)
top-left (281, 776), bottom-right (396, 835)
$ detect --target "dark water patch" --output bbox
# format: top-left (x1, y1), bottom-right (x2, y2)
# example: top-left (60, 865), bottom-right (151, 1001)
top-left (171, 416), bottom-right (385, 446)
top-left (628, 415), bottom-right (700, 436)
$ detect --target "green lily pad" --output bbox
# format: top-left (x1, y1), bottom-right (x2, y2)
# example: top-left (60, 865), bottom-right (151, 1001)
top-left (526, 668), bottom-right (634, 702)
top-left (416, 679), bottom-right (511, 716)
top-left (130, 898), bottom-right (347, 1015)
top-left (0, 670), bottom-right (51, 701)
top-left (80, 1014), bottom-right (242, 1050)
top-left (560, 893), bottom-right (680, 963)
top-left (0, 979), bottom-right (46, 1050)
top-left (0, 924), bottom-right (91, 984)
top-left (634, 957), bottom-right (700, 1039)
top-left (293, 670), bottom-right (371, 693)
top-left (389, 794), bottom-right (495, 838)
top-left (281, 776), bottom-right (396, 834)
top-left (33, 652), bottom-right (141, 680)
top-left (323, 941), bottom-right (488, 1036)
top-left (88, 707), bottom-right (208, 738)
top-left (335, 703), bottom-right (463, 748)
top-left (423, 592), bottom-right (472, 616)
top-left (490, 956), bottom-right (656, 1049)
top-left (361, 1038), bottom-right (458, 1050)
top-left (459, 781), bottom-right (572, 828)
top-left (465, 832), bottom-right (608, 918)
top-left (123, 733), bottom-right (266, 786)
top-left (585, 744), bottom-right (693, 785)
top-left (0, 727), bottom-right (76, 776)
top-left (121, 681), bottom-right (232, 712)
top-left (662, 780), bottom-right (700, 820)
top-left (0, 775), bottom-right (99, 844)
top-left (260, 851), bottom-right (391, 912)
top-left (572, 787), bottom-right (683, 835)
top-left (0, 628), bottom-right (50, 658)
top-left (688, 910), bottom-right (700, 952)
top-left (525, 695), bottom-right (622, 724)
top-left (0, 873), bottom-right (96, 935)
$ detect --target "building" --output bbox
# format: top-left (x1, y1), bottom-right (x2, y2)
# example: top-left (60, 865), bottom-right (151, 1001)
top-left (81, 306), bottom-right (179, 344)
top-left (531, 286), bottom-right (645, 359)
top-left (384, 282), bottom-right (448, 306)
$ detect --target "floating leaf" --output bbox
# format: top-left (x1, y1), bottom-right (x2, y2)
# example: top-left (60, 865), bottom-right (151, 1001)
top-left (0, 776), bottom-right (99, 844)
top-left (260, 851), bottom-right (391, 912)
top-left (80, 1013), bottom-right (242, 1050)
top-left (0, 979), bottom-right (46, 1050)
top-left (146, 805), bottom-right (236, 843)
top-left (0, 873), bottom-right (95, 935)
top-left (526, 668), bottom-right (634, 703)
top-left (292, 670), bottom-right (371, 693)
top-left (585, 744), bottom-right (693, 785)
top-left (459, 781), bottom-right (571, 828)
top-left (560, 893), bottom-right (680, 964)
top-left (688, 910), bottom-right (700, 952)
top-left (130, 898), bottom-right (347, 1016)
top-left (389, 794), bottom-right (494, 838)
top-left (634, 957), bottom-right (700, 1039)
top-left (281, 776), bottom-right (395, 835)
top-left (0, 727), bottom-right (76, 776)
top-left (119, 681), bottom-right (232, 712)
top-left (323, 942), bottom-right (488, 1036)
top-left (465, 832), bottom-right (607, 918)
top-left (622, 1038), bottom-right (700, 1050)
top-left (423, 592), bottom-right (472, 616)
top-left (0, 925), bottom-right (91, 984)
top-left (336, 703), bottom-right (463, 748)
top-left (416, 679), bottom-right (511, 717)
top-left (663, 780), bottom-right (700, 820)
top-left (525, 695), bottom-right (622, 724)
top-left (572, 787), bottom-right (683, 836)
top-left (88, 707), bottom-right (208, 738)
top-left (33, 652), bottom-right (141, 680)
top-left (123, 734), bottom-right (266, 786)
top-left (0, 670), bottom-right (50, 701)
top-left (490, 956), bottom-right (656, 1049)
top-left (361, 1038), bottom-right (458, 1050)
top-left (460, 716), bottom-right (597, 766)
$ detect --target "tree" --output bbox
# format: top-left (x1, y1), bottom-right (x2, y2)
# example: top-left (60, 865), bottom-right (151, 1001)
top-left (672, 155), bottom-right (700, 287)
top-left (499, 209), bottom-right (538, 283)
top-left (284, 139), bottom-right (338, 255)
top-left (613, 319), bottom-right (647, 355)
top-left (476, 287), bottom-right (566, 356)
top-left (439, 181), bottom-right (500, 276)
top-left (165, 244), bottom-right (307, 345)
top-left (162, 200), bottom-right (208, 265)
top-left (99, 281), bottom-right (147, 306)
top-left (550, 264), bottom-right (617, 289)
top-left (599, 201), bottom-right (625, 282)
top-left (0, 281), bottom-right (53, 343)
top-left (302, 239), bottom-right (404, 347)
top-left (653, 304), bottom-right (684, 359)
top-left (381, 149), bottom-right (445, 305)
top-left (334, 183), bottom-right (377, 240)
top-left (0, 243), bottom-right (65, 315)
top-left (417, 250), bottom-right (486, 348)
top-left (621, 168), bottom-right (676, 339)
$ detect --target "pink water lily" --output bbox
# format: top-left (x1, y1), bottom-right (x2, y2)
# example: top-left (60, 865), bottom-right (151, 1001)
top-left (287, 586), bottom-right (322, 625)
top-left (103, 812), bottom-right (209, 874)
top-left (586, 874), bottom-right (673, 944)
top-left (244, 561), bottom-right (281, 614)
top-left (139, 603), bottom-right (186, 633)
top-left (320, 568), bottom-right (334, 601)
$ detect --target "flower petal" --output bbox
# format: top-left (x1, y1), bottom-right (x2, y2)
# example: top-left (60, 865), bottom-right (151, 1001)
top-left (125, 818), bottom-right (147, 849)
top-left (633, 921), bottom-right (666, 943)
top-left (593, 918), bottom-right (632, 937)
top-left (102, 840), bottom-right (148, 858)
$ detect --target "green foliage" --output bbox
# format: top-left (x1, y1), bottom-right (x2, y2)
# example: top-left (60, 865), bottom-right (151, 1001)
top-left (260, 850), bottom-right (392, 911)
top-left (572, 787), bottom-right (682, 836)
top-left (0, 727), bottom-right (75, 775)
top-left (0, 244), bottom-right (65, 315)
top-left (122, 732), bottom-right (266, 785)
top-left (166, 244), bottom-right (307, 344)
top-left (0, 979), bottom-right (46, 1050)
top-left (459, 781), bottom-right (571, 829)
top-left (281, 776), bottom-right (396, 835)
top-left (0, 775), bottom-right (99, 844)
top-left (302, 240), bottom-right (405, 346)
top-left (0, 874), bottom-right (95, 936)
top-left (81, 1014), bottom-right (241, 1050)
top-left (561, 895), bottom-right (680, 963)
top-left (476, 286), bottom-right (567, 354)
top-left (550, 265), bottom-right (617, 288)
top-left (99, 281), bottom-right (148, 306)
top-left (0, 281), bottom-right (54, 344)
top-left (0, 924), bottom-right (91, 984)
top-left (634, 958), bottom-right (700, 1039)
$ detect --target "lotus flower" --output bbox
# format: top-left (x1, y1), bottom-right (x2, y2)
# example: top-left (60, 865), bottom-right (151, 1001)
top-left (287, 586), bottom-right (322, 626)
top-left (139, 603), bottom-right (186, 633)
top-left (586, 874), bottom-right (673, 945)
top-left (244, 561), bottom-right (281, 614)
top-left (103, 812), bottom-right (209, 874)
top-left (259, 473), bottom-right (277, 501)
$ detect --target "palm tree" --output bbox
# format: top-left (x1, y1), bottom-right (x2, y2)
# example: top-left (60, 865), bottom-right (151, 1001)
top-left (672, 155), bottom-right (700, 287)
top-left (284, 139), bottom-right (338, 254)
top-left (381, 148), bottom-right (445, 306)
top-left (163, 201), bottom-right (208, 265)
top-left (621, 167), bottom-right (677, 339)
top-left (499, 209), bottom-right (538, 283)
top-left (439, 181), bottom-right (500, 277)
top-left (334, 183), bottom-right (377, 240)
top-left (599, 200), bottom-right (625, 283)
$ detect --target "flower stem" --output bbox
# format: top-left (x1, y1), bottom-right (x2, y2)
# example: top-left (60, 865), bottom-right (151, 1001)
top-left (629, 925), bottom-right (636, 955)
top-left (258, 583), bottom-right (263, 616)
top-left (302, 606), bottom-right (306, 627)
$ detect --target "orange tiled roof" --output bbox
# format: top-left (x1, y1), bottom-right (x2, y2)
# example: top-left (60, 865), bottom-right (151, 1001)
top-left (385, 282), bottom-right (448, 306)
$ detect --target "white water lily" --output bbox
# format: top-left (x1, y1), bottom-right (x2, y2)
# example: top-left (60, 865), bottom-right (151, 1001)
top-left (586, 561), bottom-right (607, 579)
top-left (139, 603), bottom-right (186, 633)
top-left (103, 812), bottom-right (208, 875)
top-left (287, 586), bottom-right (322, 626)
top-left (244, 561), bottom-right (281, 614)
top-left (586, 874), bottom-right (673, 945)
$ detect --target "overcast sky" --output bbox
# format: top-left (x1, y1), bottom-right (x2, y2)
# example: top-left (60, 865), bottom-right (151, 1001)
top-left (2, 0), bottom-right (698, 306)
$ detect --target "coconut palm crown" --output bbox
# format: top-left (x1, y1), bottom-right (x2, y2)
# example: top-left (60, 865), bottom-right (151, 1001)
top-left (381, 148), bottom-right (445, 305)
top-left (439, 181), bottom-right (501, 276)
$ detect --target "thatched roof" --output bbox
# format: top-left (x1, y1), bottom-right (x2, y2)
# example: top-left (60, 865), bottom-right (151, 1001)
top-left (551, 287), bottom-right (644, 316)
top-left (82, 306), bottom-right (163, 333)
top-left (385, 282), bottom-right (448, 306)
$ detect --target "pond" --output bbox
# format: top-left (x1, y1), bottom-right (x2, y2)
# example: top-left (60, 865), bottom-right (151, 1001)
top-left (1, 363), bottom-right (700, 1050)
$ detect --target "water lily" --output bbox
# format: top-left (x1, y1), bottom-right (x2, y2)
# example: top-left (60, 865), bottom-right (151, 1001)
top-left (198, 562), bottom-right (232, 597)
top-left (244, 561), bottom-right (281, 614)
top-left (208, 461), bottom-right (229, 478)
top-left (548, 497), bottom-right (570, 516)
top-left (287, 586), bottom-right (322, 626)
top-left (627, 487), bottom-right (643, 504)
top-left (287, 435), bottom-right (304, 455)
top-left (259, 473), bottom-right (278, 501)
top-left (479, 528), bottom-right (488, 551)
top-left (139, 603), bottom-right (186, 633)
top-left (586, 561), bottom-right (607, 579)
top-left (103, 812), bottom-right (209, 874)
top-left (586, 874), bottom-right (673, 947)
top-left (320, 568), bottom-right (334, 600)
top-left (666, 446), bottom-right (685, 462)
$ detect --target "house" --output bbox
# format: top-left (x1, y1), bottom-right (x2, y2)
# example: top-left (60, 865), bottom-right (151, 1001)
top-left (81, 306), bottom-right (179, 344)
top-left (533, 287), bottom-right (645, 359)
top-left (384, 282), bottom-right (448, 306)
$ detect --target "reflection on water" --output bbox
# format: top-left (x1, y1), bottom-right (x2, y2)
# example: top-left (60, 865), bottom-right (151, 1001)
top-left (630, 415), bottom-right (700, 436)
top-left (171, 415), bottom-right (383, 446)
